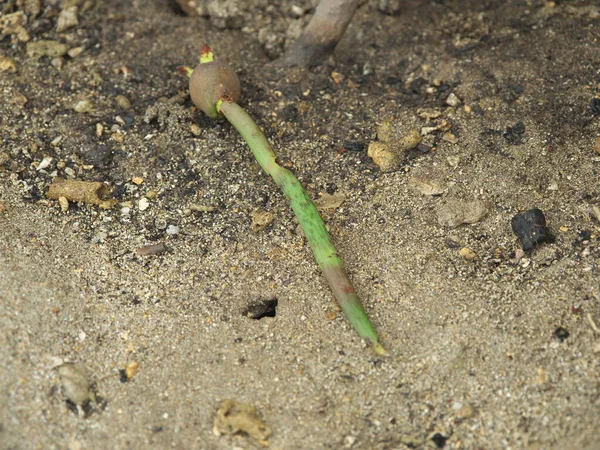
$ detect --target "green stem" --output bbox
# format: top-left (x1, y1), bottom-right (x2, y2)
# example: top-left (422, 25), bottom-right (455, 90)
top-left (218, 100), bottom-right (386, 355)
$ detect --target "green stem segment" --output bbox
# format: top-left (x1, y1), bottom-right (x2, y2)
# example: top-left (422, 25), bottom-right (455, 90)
top-left (217, 100), bottom-right (386, 355)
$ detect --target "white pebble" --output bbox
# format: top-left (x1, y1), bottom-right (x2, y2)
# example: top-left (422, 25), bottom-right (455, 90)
top-left (138, 197), bottom-right (150, 211)
top-left (166, 225), bottom-right (179, 235)
top-left (37, 156), bottom-right (53, 170)
top-left (445, 92), bottom-right (461, 106)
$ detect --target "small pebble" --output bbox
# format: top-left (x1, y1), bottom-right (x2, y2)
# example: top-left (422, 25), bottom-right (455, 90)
top-left (58, 196), bottom-right (69, 212)
top-left (166, 225), bottom-right (179, 235)
top-left (511, 208), bottom-right (553, 251)
top-left (367, 142), bottom-right (399, 172)
top-left (446, 155), bottom-right (460, 168)
top-left (131, 176), bottom-right (144, 185)
top-left (459, 247), bottom-right (477, 260)
top-left (26, 40), bottom-right (68, 58)
top-left (437, 199), bottom-right (489, 227)
top-left (67, 46), bottom-right (84, 58)
top-left (445, 92), bottom-right (461, 107)
top-left (442, 132), bottom-right (458, 144)
top-left (591, 205), bottom-right (600, 222)
top-left (594, 136), bottom-right (600, 155)
top-left (57, 6), bottom-right (79, 32)
top-left (138, 197), bottom-right (150, 211)
top-left (456, 404), bottom-right (476, 419)
top-left (189, 123), bottom-right (201, 136)
top-left (290, 4), bottom-right (305, 18)
top-left (251, 209), bottom-right (275, 232)
top-left (73, 99), bottom-right (95, 113)
top-left (115, 94), bottom-right (131, 110)
top-left (36, 156), bottom-right (53, 171)
top-left (51, 57), bottom-right (64, 69)
top-left (417, 108), bottom-right (442, 119)
top-left (124, 361), bottom-right (139, 380)
top-left (344, 435), bottom-right (357, 448)
top-left (120, 207), bottom-right (131, 216)
top-left (57, 363), bottom-right (93, 407)
top-left (368, 125), bottom-right (422, 172)
top-left (331, 71), bottom-right (344, 85)
top-left (189, 204), bottom-right (215, 213)
top-left (0, 56), bottom-right (17, 73)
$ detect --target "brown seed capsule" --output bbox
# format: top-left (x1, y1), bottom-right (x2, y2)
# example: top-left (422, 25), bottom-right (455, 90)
top-left (189, 60), bottom-right (241, 118)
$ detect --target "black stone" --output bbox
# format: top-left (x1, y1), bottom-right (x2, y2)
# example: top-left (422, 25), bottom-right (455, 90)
top-left (343, 141), bottom-right (365, 152)
top-left (511, 208), bottom-right (553, 251)
top-left (243, 298), bottom-right (278, 319)
top-left (553, 327), bottom-right (570, 342)
top-left (432, 433), bottom-right (448, 448)
top-left (590, 98), bottom-right (600, 115)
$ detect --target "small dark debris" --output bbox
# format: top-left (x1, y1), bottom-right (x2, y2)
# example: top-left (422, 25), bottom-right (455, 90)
top-left (511, 208), bottom-right (553, 251)
top-left (343, 141), bottom-right (365, 152)
top-left (409, 77), bottom-right (428, 94)
top-left (416, 143), bottom-right (432, 154)
top-left (553, 327), bottom-right (570, 342)
top-left (590, 98), bottom-right (600, 115)
top-left (119, 369), bottom-right (128, 383)
top-left (503, 121), bottom-right (526, 145)
top-left (281, 104), bottom-right (299, 122)
top-left (445, 238), bottom-right (461, 249)
top-left (234, 337), bottom-right (243, 343)
top-left (152, 426), bottom-right (164, 433)
top-left (432, 433), bottom-right (448, 448)
top-left (83, 144), bottom-right (114, 169)
top-left (243, 298), bottom-right (278, 319)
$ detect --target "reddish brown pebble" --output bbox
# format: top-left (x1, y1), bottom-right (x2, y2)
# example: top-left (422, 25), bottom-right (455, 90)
top-left (135, 242), bottom-right (167, 256)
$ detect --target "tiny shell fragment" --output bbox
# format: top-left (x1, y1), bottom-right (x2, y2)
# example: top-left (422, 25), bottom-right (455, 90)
top-left (47, 178), bottom-right (116, 209)
top-left (135, 242), bottom-right (168, 256)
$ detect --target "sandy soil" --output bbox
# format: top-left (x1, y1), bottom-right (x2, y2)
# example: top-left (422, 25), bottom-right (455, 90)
top-left (1, 0), bottom-right (599, 449)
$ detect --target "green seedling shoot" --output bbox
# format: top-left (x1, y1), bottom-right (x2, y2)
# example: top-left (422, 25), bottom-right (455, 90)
top-left (179, 45), bottom-right (386, 355)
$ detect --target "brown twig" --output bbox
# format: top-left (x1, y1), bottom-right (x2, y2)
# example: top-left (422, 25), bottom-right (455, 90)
top-left (278, 0), bottom-right (363, 67)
